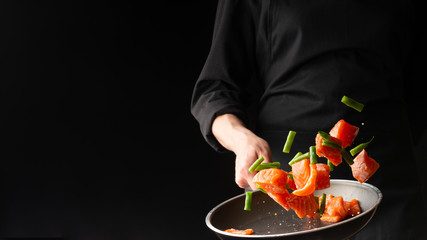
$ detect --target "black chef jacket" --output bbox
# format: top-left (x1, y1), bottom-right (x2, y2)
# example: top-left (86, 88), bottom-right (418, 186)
top-left (191, 0), bottom-right (427, 239)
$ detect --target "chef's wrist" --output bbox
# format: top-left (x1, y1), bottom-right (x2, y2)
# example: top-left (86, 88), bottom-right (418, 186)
top-left (212, 113), bottom-right (253, 153)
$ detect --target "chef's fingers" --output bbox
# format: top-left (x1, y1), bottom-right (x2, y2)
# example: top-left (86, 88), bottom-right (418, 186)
top-left (260, 143), bottom-right (272, 163)
top-left (234, 137), bottom-right (272, 190)
top-left (249, 142), bottom-right (272, 191)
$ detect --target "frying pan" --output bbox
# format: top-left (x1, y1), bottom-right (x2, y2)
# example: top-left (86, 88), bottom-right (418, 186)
top-left (206, 180), bottom-right (382, 240)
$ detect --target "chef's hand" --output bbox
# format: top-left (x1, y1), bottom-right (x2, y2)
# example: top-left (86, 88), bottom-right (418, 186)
top-left (212, 114), bottom-right (272, 190)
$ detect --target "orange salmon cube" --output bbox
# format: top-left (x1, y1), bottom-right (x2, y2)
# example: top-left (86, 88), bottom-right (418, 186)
top-left (252, 168), bottom-right (288, 194)
top-left (351, 149), bottom-right (379, 183)
top-left (225, 228), bottom-right (254, 235)
top-left (321, 195), bottom-right (347, 222)
top-left (292, 164), bottom-right (317, 196)
top-left (291, 159), bottom-right (311, 190)
top-left (345, 199), bottom-right (361, 217)
top-left (287, 194), bottom-right (319, 219)
top-left (329, 119), bottom-right (359, 148)
top-left (315, 163), bottom-right (330, 190)
top-left (268, 192), bottom-right (291, 210)
top-left (315, 133), bottom-right (342, 166)
top-left (287, 172), bottom-right (297, 191)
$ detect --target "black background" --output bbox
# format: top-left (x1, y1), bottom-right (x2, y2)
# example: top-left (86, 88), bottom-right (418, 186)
top-left (0, 1), bottom-right (239, 239)
top-left (1, 1), bottom-right (426, 240)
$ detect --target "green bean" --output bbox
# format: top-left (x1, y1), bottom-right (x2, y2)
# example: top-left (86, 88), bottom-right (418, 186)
top-left (341, 95), bottom-right (364, 112)
top-left (319, 193), bottom-right (326, 215)
top-left (288, 152), bottom-right (310, 166)
top-left (327, 160), bottom-right (334, 172)
top-left (244, 191), bottom-right (253, 211)
top-left (255, 162), bottom-right (281, 171)
top-left (283, 130), bottom-right (296, 153)
top-left (288, 152), bottom-right (302, 166)
top-left (350, 136), bottom-right (374, 156)
top-left (293, 152), bottom-right (303, 159)
top-left (318, 131), bottom-right (331, 140)
top-left (288, 173), bottom-right (294, 181)
top-left (321, 139), bottom-right (342, 149)
top-left (341, 148), bottom-right (354, 165)
top-left (248, 156), bottom-right (264, 173)
top-left (309, 146), bottom-right (317, 164)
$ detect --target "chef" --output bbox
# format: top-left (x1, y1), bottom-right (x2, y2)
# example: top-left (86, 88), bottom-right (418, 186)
top-left (191, 0), bottom-right (427, 239)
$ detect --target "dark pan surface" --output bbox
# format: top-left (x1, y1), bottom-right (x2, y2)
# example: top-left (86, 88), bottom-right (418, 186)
top-left (206, 180), bottom-right (382, 240)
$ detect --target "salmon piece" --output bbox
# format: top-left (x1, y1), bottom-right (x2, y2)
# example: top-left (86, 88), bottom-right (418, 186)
top-left (224, 228), bottom-right (254, 235)
top-left (315, 163), bottom-right (330, 190)
top-left (252, 168), bottom-right (288, 194)
top-left (267, 192), bottom-right (319, 218)
top-left (329, 119), bottom-right (359, 148)
top-left (291, 159), bottom-right (310, 189)
top-left (319, 195), bottom-right (361, 222)
top-left (268, 192), bottom-right (291, 210)
top-left (292, 164), bottom-right (317, 196)
top-left (258, 168), bottom-right (319, 218)
top-left (315, 133), bottom-right (343, 166)
top-left (320, 195), bottom-right (347, 222)
top-left (322, 194), bottom-right (334, 210)
top-left (350, 149), bottom-right (380, 183)
top-left (345, 199), bottom-right (361, 217)
top-left (287, 194), bottom-right (319, 218)
top-left (287, 172), bottom-right (297, 191)
top-left (320, 214), bottom-right (342, 222)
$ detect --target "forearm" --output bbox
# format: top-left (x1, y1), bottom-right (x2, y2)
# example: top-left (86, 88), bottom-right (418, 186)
top-left (212, 114), bottom-right (254, 153)
top-left (212, 113), bottom-right (272, 190)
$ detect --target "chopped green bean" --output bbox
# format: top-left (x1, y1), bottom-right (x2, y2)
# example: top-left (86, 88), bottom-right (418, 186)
top-left (255, 162), bottom-right (281, 171)
top-left (318, 131), bottom-right (331, 140)
top-left (288, 152), bottom-right (302, 166)
top-left (350, 136), bottom-right (374, 156)
top-left (327, 160), bottom-right (334, 172)
top-left (283, 130), bottom-right (296, 153)
top-left (244, 191), bottom-right (253, 211)
top-left (248, 156), bottom-right (264, 173)
top-left (321, 139), bottom-right (342, 149)
top-left (309, 146), bottom-right (317, 164)
top-left (288, 173), bottom-right (294, 181)
top-left (319, 193), bottom-right (326, 214)
top-left (293, 152), bottom-right (303, 159)
top-left (288, 152), bottom-right (310, 166)
top-left (341, 95), bottom-right (364, 112)
top-left (341, 148), bottom-right (354, 165)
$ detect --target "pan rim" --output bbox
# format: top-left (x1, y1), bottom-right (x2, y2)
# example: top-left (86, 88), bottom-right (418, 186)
top-left (205, 179), bottom-right (382, 238)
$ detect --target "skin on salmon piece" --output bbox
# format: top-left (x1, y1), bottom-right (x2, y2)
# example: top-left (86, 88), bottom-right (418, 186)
top-left (252, 168), bottom-right (289, 194)
top-left (315, 133), bottom-right (343, 166)
top-left (350, 149), bottom-right (380, 183)
top-left (315, 163), bottom-right (330, 190)
top-left (329, 119), bottom-right (359, 148)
